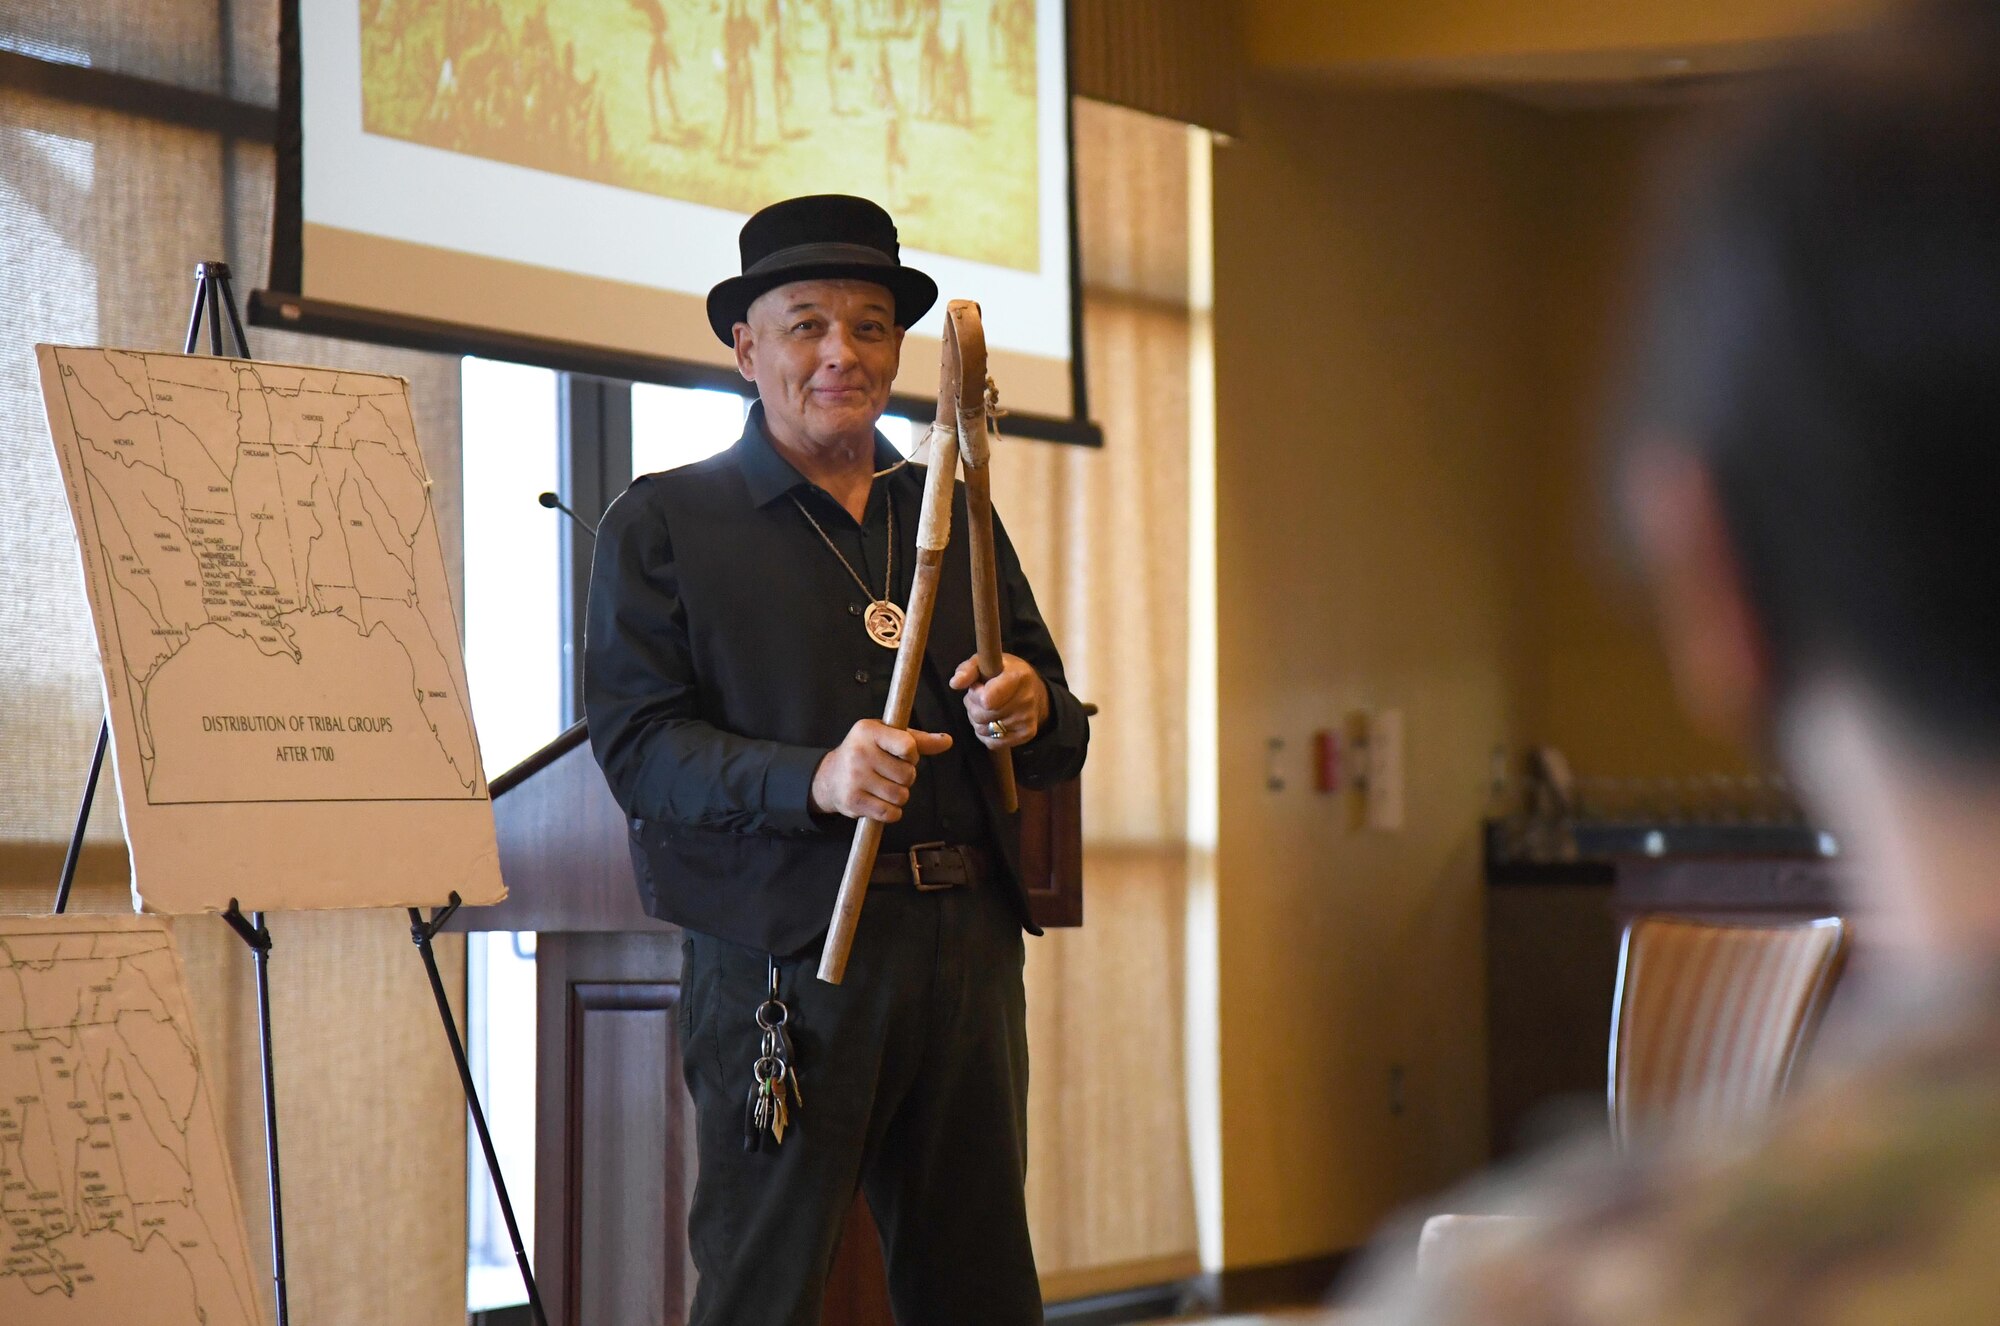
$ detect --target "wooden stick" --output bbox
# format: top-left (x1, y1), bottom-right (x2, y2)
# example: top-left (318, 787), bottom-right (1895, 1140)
top-left (956, 349), bottom-right (1019, 813)
top-left (814, 540), bottom-right (950, 984)
top-left (817, 304), bottom-right (976, 984)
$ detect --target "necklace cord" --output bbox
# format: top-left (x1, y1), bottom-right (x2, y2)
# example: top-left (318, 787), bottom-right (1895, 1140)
top-left (790, 494), bottom-right (895, 604)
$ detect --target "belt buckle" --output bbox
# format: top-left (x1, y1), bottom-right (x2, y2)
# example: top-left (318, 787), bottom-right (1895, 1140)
top-left (908, 842), bottom-right (953, 892)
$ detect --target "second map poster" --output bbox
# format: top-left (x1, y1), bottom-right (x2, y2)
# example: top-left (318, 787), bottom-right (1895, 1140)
top-left (0, 914), bottom-right (265, 1326)
top-left (37, 345), bottom-right (505, 914)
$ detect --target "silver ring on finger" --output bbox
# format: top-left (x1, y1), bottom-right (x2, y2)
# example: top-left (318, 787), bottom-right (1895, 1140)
top-left (987, 718), bottom-right (1007, 740)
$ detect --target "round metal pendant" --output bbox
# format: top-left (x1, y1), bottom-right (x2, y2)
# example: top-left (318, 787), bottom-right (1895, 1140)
top-left (864, 600), bottom-right (905, 649)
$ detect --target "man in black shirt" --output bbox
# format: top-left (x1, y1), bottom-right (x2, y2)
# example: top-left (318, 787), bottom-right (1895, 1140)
top-left (584, 194), bottom-right (1088, 1325)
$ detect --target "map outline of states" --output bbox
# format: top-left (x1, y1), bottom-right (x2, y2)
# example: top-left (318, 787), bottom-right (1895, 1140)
top-left (0, 921), bottom-right (263, 1326)
top-left (48, 345), bottom-right (486, 808)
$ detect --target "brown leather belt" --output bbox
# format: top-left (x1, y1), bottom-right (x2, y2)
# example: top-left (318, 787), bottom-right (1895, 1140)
top-left (867, 842), bottom-right (994, 891)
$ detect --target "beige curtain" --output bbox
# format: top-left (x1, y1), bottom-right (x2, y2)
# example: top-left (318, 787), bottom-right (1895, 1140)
top-left (0, 18), bottom-right (471, 1322)
top-left (1071, 0), bottom-right (1242, 134)
top-left (996, 99), bottom-right (1203, 1299)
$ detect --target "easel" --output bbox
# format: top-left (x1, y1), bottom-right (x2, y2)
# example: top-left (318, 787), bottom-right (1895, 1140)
top-left (54, 260), bottom-right (290, 1326)
top-left (52, 262), bottom-right (548, 1326)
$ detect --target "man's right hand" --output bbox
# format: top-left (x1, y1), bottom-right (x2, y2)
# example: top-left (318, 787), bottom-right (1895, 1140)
top-left (810, 720), bottom-right (953, 823)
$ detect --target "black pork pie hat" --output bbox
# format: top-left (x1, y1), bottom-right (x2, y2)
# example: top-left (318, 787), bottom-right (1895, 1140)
top-left (705, 194), bottom-right (939, 345)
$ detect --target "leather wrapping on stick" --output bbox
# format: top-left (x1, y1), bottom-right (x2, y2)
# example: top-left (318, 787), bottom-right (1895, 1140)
top-left (915, 427), bottom-right (958, 551)
top-left (958, 385), bottom-right (992, 469)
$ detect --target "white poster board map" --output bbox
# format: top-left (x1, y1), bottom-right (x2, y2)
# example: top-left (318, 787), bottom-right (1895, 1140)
top-left (37, 345), bottom-right (504, 913)
top-left (0, 915), bottom-right (264, 1326)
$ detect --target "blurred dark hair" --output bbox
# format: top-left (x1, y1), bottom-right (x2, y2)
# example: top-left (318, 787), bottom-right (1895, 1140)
top-left (1622, 0), bottom-right (2000, 760)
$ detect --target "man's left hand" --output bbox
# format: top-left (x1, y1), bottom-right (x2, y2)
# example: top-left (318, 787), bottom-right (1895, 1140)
top-left (949, 654), bottom-right (1049, 750)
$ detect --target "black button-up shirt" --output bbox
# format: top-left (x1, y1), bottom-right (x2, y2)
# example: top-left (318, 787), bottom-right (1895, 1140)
top-left (756, 434), bottom-right (989, 850)
top-left (582, 403), bottom-right (1088, 953)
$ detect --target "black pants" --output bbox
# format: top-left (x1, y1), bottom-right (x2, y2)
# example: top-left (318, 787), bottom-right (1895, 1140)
top-left (679, 876), bottom-right (1039, 1326)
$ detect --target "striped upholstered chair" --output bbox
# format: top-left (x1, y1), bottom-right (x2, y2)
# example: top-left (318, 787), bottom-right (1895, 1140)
top-left (1608, 914), bottom-right (1849, 1147)
top-left (1419, 913), bottom-right (1848, 1274)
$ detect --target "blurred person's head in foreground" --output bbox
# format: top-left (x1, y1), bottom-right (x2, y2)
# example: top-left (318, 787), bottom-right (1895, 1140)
top-left (1355, 4), bottom-right (2000, 1322)
top-left (1623, 0), bottom-right (2000, 967)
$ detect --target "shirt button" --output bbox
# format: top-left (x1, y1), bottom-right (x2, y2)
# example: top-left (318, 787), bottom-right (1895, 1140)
top-left (854, 669), bottom-right (870, 684)
top-left (848, 603), bottom-right (862, 617)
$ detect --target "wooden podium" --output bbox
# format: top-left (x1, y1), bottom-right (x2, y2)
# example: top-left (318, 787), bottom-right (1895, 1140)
top-left (450, 721), bottom-right (1081, 1326)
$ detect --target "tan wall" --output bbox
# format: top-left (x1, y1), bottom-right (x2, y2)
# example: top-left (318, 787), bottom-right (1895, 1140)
top-left (1208, 82), bottom-right (1738, 1269)
top-left (1513, 109), bottom-right (1752, 778)
top-left (1212, 84), bottom-right (1539, 1265)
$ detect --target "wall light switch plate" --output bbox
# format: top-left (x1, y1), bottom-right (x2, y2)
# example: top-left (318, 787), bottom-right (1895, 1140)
top-left (1367, 709), bottom-right (1405, 831)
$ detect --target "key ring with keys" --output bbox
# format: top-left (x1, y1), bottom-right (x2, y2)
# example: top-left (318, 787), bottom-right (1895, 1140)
top-left (744, 956), bottom-right (804, 1150)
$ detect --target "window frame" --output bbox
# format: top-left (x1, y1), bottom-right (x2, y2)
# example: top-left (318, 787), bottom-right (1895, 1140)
top-left (555, 376), bottom-right (631, 724)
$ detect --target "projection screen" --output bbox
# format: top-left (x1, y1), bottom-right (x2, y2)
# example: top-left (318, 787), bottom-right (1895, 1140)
top-left (281, 0), bottom-right (1083, 424)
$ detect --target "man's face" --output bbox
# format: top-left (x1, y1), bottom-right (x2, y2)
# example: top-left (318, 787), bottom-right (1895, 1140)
top-left (734, 279), bottom-right (904, 453)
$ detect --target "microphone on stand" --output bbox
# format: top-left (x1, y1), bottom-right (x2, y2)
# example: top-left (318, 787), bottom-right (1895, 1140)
top-left (538, 491), bottom-right (599, 538)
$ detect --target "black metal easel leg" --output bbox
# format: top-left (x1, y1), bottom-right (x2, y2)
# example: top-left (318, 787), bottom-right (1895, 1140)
top-left (223, 900), bottom-right (289, 1326)
top-left (53, 717), bottom-right (109, 915)
top-left (185, 273), bottom-right (210, 354)
top-left (216, 265), bottom-right (253, 357)
top-left (411, 894), bottom-right (550, 1326)
top-left (206, 272), bottom-right (225, 355)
